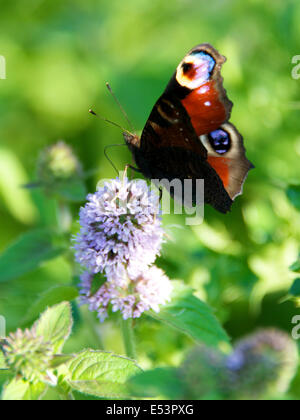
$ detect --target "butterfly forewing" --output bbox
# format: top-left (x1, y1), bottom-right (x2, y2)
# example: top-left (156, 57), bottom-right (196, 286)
top-left (124, 43), bottom-right (253, 213)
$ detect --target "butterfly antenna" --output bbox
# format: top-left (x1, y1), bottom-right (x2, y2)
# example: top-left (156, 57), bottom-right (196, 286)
top-left (106, 82), bottom-right (135, 133)
top-left (104, 143), bottom-right (127, 176)
top-left (89, 109), bottom-right (132, 135)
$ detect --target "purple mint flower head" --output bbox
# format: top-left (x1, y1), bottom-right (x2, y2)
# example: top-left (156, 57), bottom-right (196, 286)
top-left (79, 266), bottom-right (173, 321)
top-left (73, 177), bottom-right (164, 281)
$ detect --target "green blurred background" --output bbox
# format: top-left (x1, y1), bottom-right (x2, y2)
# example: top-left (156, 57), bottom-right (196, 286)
top-left (1, 0), bottom-right (300, 399)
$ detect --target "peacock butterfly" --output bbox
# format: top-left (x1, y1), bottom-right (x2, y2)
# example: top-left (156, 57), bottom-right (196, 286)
top-left (123, 44), bottom-right (254, 213)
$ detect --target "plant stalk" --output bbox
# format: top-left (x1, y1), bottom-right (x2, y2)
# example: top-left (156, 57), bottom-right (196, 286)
top-left (120, 317), bottom-right (136, 360)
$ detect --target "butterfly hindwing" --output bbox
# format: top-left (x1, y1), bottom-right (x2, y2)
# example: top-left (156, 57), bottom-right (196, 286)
top-left (200, 123), bottom-right (254, 200)
top-left (129, 93), bottom-right (233, 213)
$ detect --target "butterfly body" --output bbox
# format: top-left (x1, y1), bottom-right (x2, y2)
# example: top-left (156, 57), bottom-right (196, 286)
top-left (124, 44), bottom-right (253, 213)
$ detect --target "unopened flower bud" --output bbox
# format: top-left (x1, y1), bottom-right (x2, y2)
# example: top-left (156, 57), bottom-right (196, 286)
top-left (226, 329), bottom-right (298, 399)
top-left (3, 328), bottom-right (54, 384)
top-left (180, 346), bottom-right (227, 399)
top-left (37, 141), bottom-right (82, 186)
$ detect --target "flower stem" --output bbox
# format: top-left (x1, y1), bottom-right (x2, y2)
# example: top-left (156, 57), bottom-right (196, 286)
top-left (60, 391), bottom-right (75, 400)
top-left (83, 308), bottom-right (104, 350)
top-left (56, 200), bottom-right (72, 233)
top-left (120, 318), bottom-right (136, 360)
top-left (57, 386), bottom-right (75, 400)
top-left (67, 392), bottom-right (75, 400)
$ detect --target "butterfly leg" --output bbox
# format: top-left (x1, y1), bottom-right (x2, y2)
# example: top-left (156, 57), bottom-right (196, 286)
top-left (159, 187), bottom-right (163, 202)
top-left (125, 164), bottom-right (142, 174)
top-left (123, 164), bottom-right (142, 181)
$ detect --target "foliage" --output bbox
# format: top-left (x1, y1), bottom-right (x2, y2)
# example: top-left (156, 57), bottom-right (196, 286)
top-left (129, 329), bottom-right (299, 400)
top-left (0, 303), bottom-right (142, 400)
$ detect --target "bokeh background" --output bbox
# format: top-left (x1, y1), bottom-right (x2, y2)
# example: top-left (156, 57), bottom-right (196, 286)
top-left (1, 0), bottom-right (300, 399)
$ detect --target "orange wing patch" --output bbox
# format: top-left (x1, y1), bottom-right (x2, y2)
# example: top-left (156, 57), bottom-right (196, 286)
top-left (181, 82), bottom-right (228, 136)
top-left (207, 156), bottom-right (230, 188)
top-left (174, 44), bottom-right (233, 136)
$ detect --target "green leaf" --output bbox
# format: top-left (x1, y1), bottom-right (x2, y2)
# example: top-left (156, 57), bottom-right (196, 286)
top-left (34, 302), bottom-right (73, 353)
top-left (287, 185), bottom-right (300, 210)
top-left (66, 350), bottom-right (142, 398)
top-left (148, 281), bottom-right (229, 347)
top-left (21, 286), bottom-right (78, 327)
top-left (0, 229), bottom-right (65, 283)
top-left (68, 380), bottom-right (122, 399)
top-left (290, 258), bottom-right (300, 273)
top-left (2, 378), bottom-right (47, 401)
top-left (55, 178), bottom-right (87, 202)
top-left (290, 278), bottom-right (300, 297)
top-left (50, 354), bottom-right (75, 369)
top-left (0, 369), bottom-right (10, 377)
top-left (129, 367), bottom-right (184, 399)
